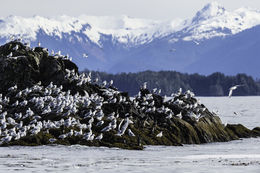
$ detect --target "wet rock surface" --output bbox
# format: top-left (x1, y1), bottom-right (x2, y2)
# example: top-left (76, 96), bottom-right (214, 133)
top-left (0, 41), bottom-right (258, 150)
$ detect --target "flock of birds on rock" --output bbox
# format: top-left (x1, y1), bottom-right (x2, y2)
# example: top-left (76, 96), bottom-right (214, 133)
top-left (0, 65), bottom-right (210, 145)
top-left (4, 37), bottom-right (73, 62)
top-left (133, 83), bottom-right (208, 122)
top-left (0, 70), bottom-right (129, 144)
top-left (0, 39), bottom-right (243, 146)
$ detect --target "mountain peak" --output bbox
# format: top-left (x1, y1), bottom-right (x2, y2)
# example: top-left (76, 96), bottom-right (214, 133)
top-left (192, 2), bottom-right (226, 22)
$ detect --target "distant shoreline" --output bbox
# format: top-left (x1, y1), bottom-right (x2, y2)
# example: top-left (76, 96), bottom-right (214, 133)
top-left (86, 70), bottom-right (260, 97)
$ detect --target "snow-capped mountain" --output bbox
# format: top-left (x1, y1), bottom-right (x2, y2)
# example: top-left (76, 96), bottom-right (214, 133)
top-left (0, 2), bottom-right (260, 77)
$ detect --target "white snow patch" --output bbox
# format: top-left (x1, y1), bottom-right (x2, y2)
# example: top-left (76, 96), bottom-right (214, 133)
top-left (0, 15), bottom-right (185, 46)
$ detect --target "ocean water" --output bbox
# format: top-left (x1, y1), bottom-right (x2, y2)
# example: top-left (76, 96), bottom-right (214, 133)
top-left (1, 96), bottom-right (260, 173)
top-left (199, 96), bottom-right (260, 129)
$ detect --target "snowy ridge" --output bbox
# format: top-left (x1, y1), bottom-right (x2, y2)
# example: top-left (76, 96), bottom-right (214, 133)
top-left (192, 1), bottom-right (226, 21)
top-left (1, 2), bottom-right (260, 76)
top-left (0, 15), bottom-right (185, 46)
top-left (184, 2), bottom-right (260, 41)
top-left (1, 2), bottom-right (260, 46)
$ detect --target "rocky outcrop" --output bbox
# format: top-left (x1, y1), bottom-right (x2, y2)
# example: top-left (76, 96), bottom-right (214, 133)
top-left (0, 41), bottom-right (258, 150)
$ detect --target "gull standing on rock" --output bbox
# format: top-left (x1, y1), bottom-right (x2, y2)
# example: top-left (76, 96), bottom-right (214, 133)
top-left (95, 133), bottom-right (103, 140)
top-left (109, 80), bottom-right (113, 86)
top-left (142, 82), bottom-right (147, 89)
top-left (156, 131), bottom-right (163, 137)
top-left (128, 129), bottom-right (135, 137)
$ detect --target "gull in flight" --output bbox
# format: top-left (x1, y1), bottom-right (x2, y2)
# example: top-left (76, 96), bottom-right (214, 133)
top-left (193, 40), bottom-right (200, 45)
top-left (38, 41), bottom-right (41, 47)
top-left (83, 53), bottom-right (88, 58)
top-left (228, 85), bottom-right (243, 98)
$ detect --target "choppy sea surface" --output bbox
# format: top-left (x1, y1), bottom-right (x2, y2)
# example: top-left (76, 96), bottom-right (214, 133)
top-left (1, 96), bottom-right (260, 173)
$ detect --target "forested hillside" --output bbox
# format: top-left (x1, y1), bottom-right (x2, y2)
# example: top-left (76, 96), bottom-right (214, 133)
top-left (84, 70), bottom-right (260, 96)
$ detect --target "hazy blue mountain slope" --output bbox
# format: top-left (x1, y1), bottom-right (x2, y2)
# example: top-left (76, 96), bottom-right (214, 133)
top-left (0, 2), bottom-right (260, 77)
top-left (184, 25), bottom-right (260, 77)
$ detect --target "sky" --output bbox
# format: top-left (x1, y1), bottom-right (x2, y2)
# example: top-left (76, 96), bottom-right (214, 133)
top-left (1, 0), bottom-right (260, 19)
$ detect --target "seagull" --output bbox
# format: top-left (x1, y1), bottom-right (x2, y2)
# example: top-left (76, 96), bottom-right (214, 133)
top-left (193, 40), bottom-right (200, 45)
top-left (95, 133), bottom-right (103, 140)
top-left (177, 88), bottom-right (182, 95)
top-left (14, 113), bottom-right (22, 119)
top-left (49, 138), bottom-right (57, 143)
top-left (26, 108), bottom-right (34, 117)
top-left (20, 100), bottom-right (28, 106)
top-left (96, 121), bottom-right (104, 127)
top-left (228, 85), bottom-right (243, 98)
top-left (102, 80), bottom-right (107, 87)
top-left (83, 53), bottom-right (88, 58)
top-left (13, 45), bottom-right (19, 51)
top-left (94, 78), bottom-right (99, 83)
top-left (59, 134), bottom-right (67, 139)
top-left (156, 131), bottom-right (163, 137)
top-left (109, 80), bottom-right (113, 86)
top-left (1, 135), bottom-right (12, 143)
top-left (38, 41), bottom-right (41, 47)
top-left (166, 112), bottom-right (173, 119)
top-left (7, 52), bottom-right (13, 58)
top-left (142, 82), bottom-right (147, 89)
top-left (128, 129), bottom-right (135, 137)
top-left (8, 85), bottom-right (17, 92)
top-left (101, 124), bottom-right (112, 132)
top-left (107, 112), bottom-right (115, 120)
top-left (116, 118), bottom-right (133, 136)
top-left (7, 117), bottom-right (16, 125)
